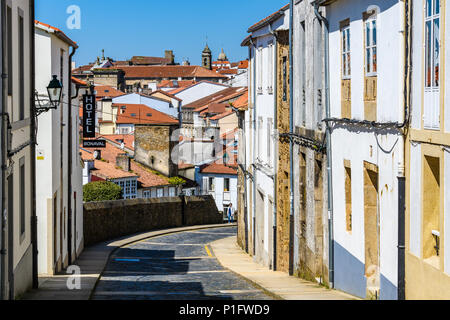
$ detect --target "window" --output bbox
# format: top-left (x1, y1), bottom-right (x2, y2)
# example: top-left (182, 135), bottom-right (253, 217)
top-left (344, 161), bottom-right (352, 232)
top-left (224, 178), bottom-right (230, 192)
top-left (143, 191), bottom-right (151, 198)
top-left (20, 158), bottom-right (25, 237)
top-left (208, 177), bottom-right (215, 192)
top-left (19, 12), bottom-right (24, 120)
top-left (258, 117), bottom-right (263, 160)
top-left (267, 42), bottom-right (274, 93)
top-left (257, 47), bottom-right (263, 93)
top-left (364, 17), bottom-right (377, 76)
top-left (425, 0), bottom-right (440, 89)
top-left (7, 5), bottom-right (12, 96)
top-left (267, 118), bottom-right (273, 166)
top-left (341, 24), bottom-right (351, 78)
top-left (169, 187), bottom-right (176, 197)
top-left (157, 188), bottom-right (164, 198)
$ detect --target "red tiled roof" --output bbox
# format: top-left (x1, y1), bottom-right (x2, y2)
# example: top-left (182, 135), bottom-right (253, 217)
top-left (200, 161), bottom-right (237, 175)
top-left (91, 159), bottom-right (138, 180)
top-left (35, 20), bottom-right (78, 48)
top-left (81, 143), bottom-right (170, 187)
top-left (98, 134), bottom-right (135, 151)
top-left (94, 85), bottom-right (125, 99)
top-left (210, 110), bottom-right (234, 121)
top-left (157, 80), bottom-right (197, 89)
top-left (238, 60), bottom-right (249, 69)
top-left (118, 65), bottom-right (228, 79)
top-left (183, 87), bottom-right (247, 110)
top-left (72, 77), bottom-right (87, 86)
top-left (130, 56), bottom-right (172, 65)
top-left (219, 69), bottom-right (238, 75)
top-left (232, 90), bottom-right (249, 110)
top-left (115, 104), bottom-right (179, 125)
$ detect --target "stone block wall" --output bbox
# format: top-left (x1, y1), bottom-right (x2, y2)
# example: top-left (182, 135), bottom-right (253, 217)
top-left (83, 195), bottom-right (222, 246)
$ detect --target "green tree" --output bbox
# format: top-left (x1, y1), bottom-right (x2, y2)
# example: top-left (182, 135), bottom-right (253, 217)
top-left (83, 181), bottom-right (122, 202)
top-left (168, 177), bottom-right (186, 186)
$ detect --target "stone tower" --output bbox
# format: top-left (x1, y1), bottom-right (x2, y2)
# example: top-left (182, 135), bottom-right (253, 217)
top-left (202, 43), bottom-right (212, 70)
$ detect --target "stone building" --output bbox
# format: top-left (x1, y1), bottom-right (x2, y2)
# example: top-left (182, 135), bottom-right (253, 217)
top-left (134, 123), bottom-right (180, 178)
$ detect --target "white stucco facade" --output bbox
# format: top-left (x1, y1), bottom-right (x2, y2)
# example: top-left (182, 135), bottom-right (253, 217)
top-left (174, 81), bottom-right (229, 106)
top-left (35, 23), bottom-right (83, 276)
top-left (326, 0), bottom-right (403, 300)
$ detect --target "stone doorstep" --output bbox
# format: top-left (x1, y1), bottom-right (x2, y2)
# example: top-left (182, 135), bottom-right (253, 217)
top-left (23, 223), bottom-right (235, 300)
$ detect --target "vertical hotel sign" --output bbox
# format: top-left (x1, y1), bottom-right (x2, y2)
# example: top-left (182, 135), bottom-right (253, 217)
top-left (83, 94), bottom-right (96, 138)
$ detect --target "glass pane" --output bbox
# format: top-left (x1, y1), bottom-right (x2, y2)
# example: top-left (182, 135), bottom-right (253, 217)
top-left (347, 53), bottom-right (351, 75)
top-left (347, 29), bottom-right (350, 52)
top-left (434, 0), bottom-right (440, 15)
top-left (372, 20), bottom-right (377, 45)
top-left (425, 20), bottom-right (432, 87)
top-left (367, 48), bottom-right (371, 73)
top-left (342, 30), bottom-right (346, 52)
top-left (433, 18), bottom-right (440, 87)
top-left (426, 0), bottom-right (432, 17)
top-left (343, 54), bottom-right (347, 76)
top-left (366, 22), bottom-right (370, 47)
top-left (372, 47), bottom-right (377, 73)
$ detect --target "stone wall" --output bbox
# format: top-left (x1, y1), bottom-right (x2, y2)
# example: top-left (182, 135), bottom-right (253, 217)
top-left (276, 30), bottom-right (292, 274)
top-left (83, 195), bottom-right (222, 247)
top-left (134, 124), bottom-right (178, 177)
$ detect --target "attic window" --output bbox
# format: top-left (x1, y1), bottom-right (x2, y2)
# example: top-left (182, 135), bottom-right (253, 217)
top-left (131, 113), bottom-right (137, 117)
top-left (146, 113), bottom-right (152, 117)
top-left (105, 90), bottom-right (109, 93)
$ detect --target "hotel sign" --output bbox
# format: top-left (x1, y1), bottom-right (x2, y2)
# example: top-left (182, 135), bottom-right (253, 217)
top-left (83, 94), bottom-right (96, 138)
top-left (82, 140), bottom-right (106, 148)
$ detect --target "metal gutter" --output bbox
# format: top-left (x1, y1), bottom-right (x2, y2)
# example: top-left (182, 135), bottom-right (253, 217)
top-left (0, 0), bottom-right (6, 300)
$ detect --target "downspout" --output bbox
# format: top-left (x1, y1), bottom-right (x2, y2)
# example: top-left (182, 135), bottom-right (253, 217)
top-left (398, 0), bottom-right (411, 301)
top-left (249, 36), bottom-right (257, 257)
top-left (269, 23), bottom-right (278, 271)
top-left (67, 45), bottom-right (77, 265)
top-left (0, 0), bottom-right (6, 300)
top-left (288, 0), bottom-right (294, 276)
top-left (314, 2), bottom-right (334, 288)
top-left (30, 0), bottom-right (38, 290)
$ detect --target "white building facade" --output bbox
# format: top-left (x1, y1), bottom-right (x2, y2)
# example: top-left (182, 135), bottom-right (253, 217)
top-left (321, 0), bottom-right (404, 300)
top-left (34, 21), bottom-right (83, 276)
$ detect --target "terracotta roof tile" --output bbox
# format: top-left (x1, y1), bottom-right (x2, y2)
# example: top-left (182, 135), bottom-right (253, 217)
top-left (183, 87), bottom-right (247, 110)
top-left (114, 104), bottom-right (179, 125)
top-left (118, 65), bottom-right (228, 79)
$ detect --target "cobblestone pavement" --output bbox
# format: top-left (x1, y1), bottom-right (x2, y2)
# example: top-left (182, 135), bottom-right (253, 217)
top-left (92, 227), bottom-right (273, 300)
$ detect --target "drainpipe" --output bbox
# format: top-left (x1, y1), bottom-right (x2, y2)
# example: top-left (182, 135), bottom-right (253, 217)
top-left (288, 0), bottom-right (294, 276)
top-left (0, 0), bottom-right (6, 300)
top-left (269, 23), bottom-right (278, 271)
top-left (249, 37), bottom-right (257, 257)
top-left (314, 3), bottom-right (334, 288)
top-left (397, 0), bottom-right (411, 301)
top-left (30, 0), bottom-right (38, 290)
top-left (67, 45), bottom-right (77, 265)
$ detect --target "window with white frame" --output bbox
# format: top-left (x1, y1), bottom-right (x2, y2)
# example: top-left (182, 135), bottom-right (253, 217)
top-left (425, 0), bottom-right (440, 89)
top-left (143, 190), bottom-right (151, 198)
top-left (115, 178), bottom-right (137, 199)
top-left (157, 188), bottom-right (164, 198)
top-left (258, 117), bottom-right (263, 160)
top-left (208, 177), bottom-right (215, 192)
top-left (341, 24), bottom-right (351, 78)
top-left (257, 46), bottom-right (263, 93)
top-left (169, 187), bottom-right (176, 197)
top-left (267, 42), bottom-right (274, 93)
top-left (364, 16), bottom-right (377, 76)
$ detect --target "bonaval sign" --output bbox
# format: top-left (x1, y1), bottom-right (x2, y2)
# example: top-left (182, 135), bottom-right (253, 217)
top-left (83, 94), bottom-right (96, 138)
top-left (83, 140), bottom-right (106, 148)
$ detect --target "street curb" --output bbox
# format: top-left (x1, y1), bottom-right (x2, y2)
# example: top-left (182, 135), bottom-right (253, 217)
top-left (208, 243), bottom-right (284, 301)
top-left (88, 223), bottom-right (237, 300)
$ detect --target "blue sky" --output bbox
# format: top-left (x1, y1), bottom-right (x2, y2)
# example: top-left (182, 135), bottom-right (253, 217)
top-left (36, 0), bottom-right (288, 67)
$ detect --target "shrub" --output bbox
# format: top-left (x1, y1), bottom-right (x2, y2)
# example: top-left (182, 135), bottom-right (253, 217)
top-left (169, 177), bottom-right (186, 186)
top-left (83, 181), bottom-right (122, 202)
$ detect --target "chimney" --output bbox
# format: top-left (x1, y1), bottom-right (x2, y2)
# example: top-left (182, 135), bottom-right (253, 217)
top-left (116, 153), bottom-right (131, 172)
top-left (165, 50), bottom-right (175, 65)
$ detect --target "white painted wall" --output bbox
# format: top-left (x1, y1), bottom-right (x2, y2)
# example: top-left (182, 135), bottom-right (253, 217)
top-left (113, 93), bottom-right (178, 118)
top-left (327, 0), bottom-right (402, 299)
top-left (175, 81), bottom-right (229, 106)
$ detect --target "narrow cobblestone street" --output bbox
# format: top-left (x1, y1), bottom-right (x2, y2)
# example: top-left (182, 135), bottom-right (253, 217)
top-left (92, 227), bottom-right (273, 300)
